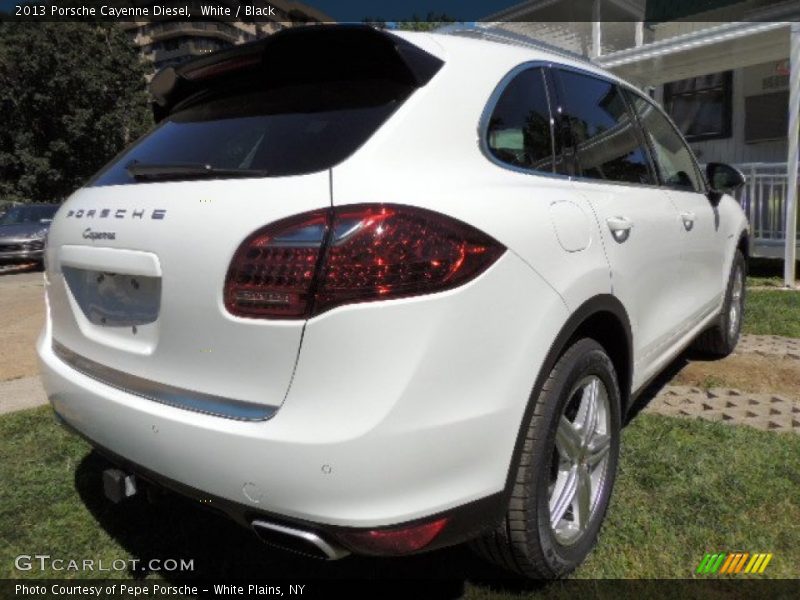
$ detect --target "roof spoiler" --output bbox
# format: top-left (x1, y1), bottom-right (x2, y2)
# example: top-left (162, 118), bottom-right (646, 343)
top-left (149, 25), bottom-right (444, 122)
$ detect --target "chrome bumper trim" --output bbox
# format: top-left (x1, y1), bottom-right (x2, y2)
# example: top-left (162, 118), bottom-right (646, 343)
top-left (52, 340), bottom-right (278, 421)
top-left (251, 520), bottom-right (351, 560)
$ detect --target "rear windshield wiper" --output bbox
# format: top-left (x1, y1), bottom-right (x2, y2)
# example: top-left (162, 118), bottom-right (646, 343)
top-left (126, 161), bottom-right (269, 181)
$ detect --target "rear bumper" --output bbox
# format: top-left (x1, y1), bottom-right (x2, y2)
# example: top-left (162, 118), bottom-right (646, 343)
top-left (54, 409), bottom-right (505, 556)
top-left (37, 251), bottom-right (568, 544)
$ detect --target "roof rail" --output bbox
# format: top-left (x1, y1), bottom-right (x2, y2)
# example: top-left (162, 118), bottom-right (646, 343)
top-left (435, 23), bottom-right (595, 65)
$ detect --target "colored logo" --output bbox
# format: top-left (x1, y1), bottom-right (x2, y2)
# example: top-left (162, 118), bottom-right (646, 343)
top-left (696, 552), bottom-right (773, 575)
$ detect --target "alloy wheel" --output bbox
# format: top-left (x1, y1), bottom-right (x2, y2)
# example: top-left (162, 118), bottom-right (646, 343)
top-left (548, 375), bottom-right (612, 546)
top-left (728, 265), bottom-right (744, 339)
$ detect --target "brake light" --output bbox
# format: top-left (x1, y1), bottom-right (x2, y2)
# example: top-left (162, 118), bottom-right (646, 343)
top-left (336, 518), bottom-right (448, 555)
top-left (224, 204), bottom-right (505, 319)
top-left (224, 210), bottom-right (328, 318)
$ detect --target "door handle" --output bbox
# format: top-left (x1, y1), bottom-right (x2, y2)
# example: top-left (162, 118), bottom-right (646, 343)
top-left (606, 216), bottom-right (634, 243)
top-left (680, 211), bottom-right (696, 231)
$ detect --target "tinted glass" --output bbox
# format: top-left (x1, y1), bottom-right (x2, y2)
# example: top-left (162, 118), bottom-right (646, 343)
top-left (556, 70), bottom-right (653, 185)
top-left (664, 72), bottom-right (731, 141)
top-left (486, 68), bottom-right (554, 172)
top-left (0, 204), bottom-right (58, 225)
top-left (627, 92), bottom-right (704, 192)
top-left (91, 81), bottom-right (408, 186)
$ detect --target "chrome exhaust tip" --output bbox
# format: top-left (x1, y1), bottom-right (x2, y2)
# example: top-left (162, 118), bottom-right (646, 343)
top-left (251, 520), bottom-right (350, 560)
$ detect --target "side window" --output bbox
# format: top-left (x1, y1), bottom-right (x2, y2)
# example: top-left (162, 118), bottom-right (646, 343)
top-left (626, 92), bottom-right (704, 192)
top-left (554, 69), bottom-right (654, 185)
top-left (486, 67), bottom-right (554, 173)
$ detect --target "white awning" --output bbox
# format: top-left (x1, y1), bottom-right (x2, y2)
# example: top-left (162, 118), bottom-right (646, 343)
top-left (596, 21), bottom-right (791, 85)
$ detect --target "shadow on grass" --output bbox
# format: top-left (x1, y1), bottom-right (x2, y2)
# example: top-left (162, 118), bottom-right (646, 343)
top-left (625, 342), bottom-right (738, 424)
top-left (74, 452), bottom-right (549, 596)
top-left (748, 257), bottom-right (798, 279)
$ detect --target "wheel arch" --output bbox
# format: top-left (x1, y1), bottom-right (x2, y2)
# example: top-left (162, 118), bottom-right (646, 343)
top-left (502, 294), bottom-right (632, 500)
top-left (737, 230), bottom-right (750, 271)
top-left (737, 231), bottom-right (749, 257)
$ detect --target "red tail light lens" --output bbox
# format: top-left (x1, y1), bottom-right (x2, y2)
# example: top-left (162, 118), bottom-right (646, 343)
top-left (225, 204), bottom-right (505, 319)
top-left (336, 518), bottom-right (448, 555)
top-left (224, 210), bottom-right (328, 318)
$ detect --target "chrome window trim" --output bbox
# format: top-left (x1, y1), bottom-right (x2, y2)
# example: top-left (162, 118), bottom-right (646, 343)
top-left (52, 340), bottom-right (278, 422)
top-left (478, 60), bottom-right (709, 194)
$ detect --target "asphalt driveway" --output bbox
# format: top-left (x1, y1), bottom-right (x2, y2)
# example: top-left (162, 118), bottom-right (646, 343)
top-left (0, 267), bottom-right (47, 414)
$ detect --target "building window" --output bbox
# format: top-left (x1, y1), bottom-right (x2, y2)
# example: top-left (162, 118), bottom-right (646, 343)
top-left (745, 91), bottom-right (788, 143)
top-left (663, 71), bottom-right (732, 142)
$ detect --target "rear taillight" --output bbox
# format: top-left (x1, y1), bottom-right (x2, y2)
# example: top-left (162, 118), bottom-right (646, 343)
top-left (224, 210), bottom-right (328, 319)
top-left (336, 517), bottom-right (448, 555)
top-left (224, 204), bottom-right (505, 319)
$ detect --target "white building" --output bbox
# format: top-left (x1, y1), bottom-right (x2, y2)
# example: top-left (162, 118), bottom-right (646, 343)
top-left (122, 1), bottom-right (330, 76)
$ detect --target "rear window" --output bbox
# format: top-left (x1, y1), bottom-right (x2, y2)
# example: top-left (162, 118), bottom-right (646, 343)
top-left (91, 80), bottom-right (408, 186)
top-left (486, 67), bottom-right (554, 173)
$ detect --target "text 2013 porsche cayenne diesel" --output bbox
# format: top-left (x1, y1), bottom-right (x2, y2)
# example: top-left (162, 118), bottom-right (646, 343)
top-left (38, 25), bottom-right (748, 577)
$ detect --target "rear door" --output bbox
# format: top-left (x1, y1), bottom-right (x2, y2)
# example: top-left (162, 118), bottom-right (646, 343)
top-left (626, 91), bottom-right (726, 322)
top-left (550, 68), bottom-right (686, 385)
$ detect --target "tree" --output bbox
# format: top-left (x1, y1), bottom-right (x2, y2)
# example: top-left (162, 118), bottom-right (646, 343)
top-left (0, 22), bottom-right (152, 202)
top-left (396, 12), bottom-right (456, 32)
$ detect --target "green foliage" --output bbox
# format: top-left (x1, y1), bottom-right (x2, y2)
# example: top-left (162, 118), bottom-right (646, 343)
top-left (743, 289), bottom-right (800, 338)
top-left (363, 13), bottom-right (457, 32)
top-left (0, 23), bottom-right (152, 203)
top-left (396, 13), bottom-right (457, 32)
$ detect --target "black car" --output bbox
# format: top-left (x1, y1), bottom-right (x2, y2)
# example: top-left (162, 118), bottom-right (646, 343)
top-left (0, 203), bottom-right (60, 265)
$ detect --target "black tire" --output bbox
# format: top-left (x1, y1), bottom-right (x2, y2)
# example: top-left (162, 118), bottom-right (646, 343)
top-left (471, 338), bottom-right (621, 578)
top-left (692, 250), bottom-right (746, 357)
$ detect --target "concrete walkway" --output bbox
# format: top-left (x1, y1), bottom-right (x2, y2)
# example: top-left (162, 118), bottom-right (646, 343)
top-left (643, 333), bottom-right (800, 434)
top-left (0, 375), bottom-right (48, 415)
top-left (645, 385), bottom-right (800, 434)
top-left (734, 334), bottom-right (800, 360)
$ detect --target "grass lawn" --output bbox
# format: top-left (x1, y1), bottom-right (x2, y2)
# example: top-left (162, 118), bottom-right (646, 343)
top-left (747, 258), bottom-right (798, 288)
top-left (743, 289), bottom-right (800, 338)
top-left (744, 258), bottom-right (800, 337)
top-left (2, 407), bottom-right (798, 588)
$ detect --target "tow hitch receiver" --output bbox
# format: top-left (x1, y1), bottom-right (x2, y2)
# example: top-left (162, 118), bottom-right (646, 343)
top-left (103, 468), bottom-right (138, 503)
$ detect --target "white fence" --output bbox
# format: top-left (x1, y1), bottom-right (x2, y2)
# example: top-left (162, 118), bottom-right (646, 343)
top-left (733, 162), bottom-right (800, 258)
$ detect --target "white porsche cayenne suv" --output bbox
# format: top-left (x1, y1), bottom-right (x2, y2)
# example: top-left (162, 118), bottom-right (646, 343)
top-left (37, 25), bottom-right (748, 577)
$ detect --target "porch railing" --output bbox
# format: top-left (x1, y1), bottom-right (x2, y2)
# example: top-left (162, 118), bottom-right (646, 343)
top-left (731, 162), bottom-right (800, 258)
